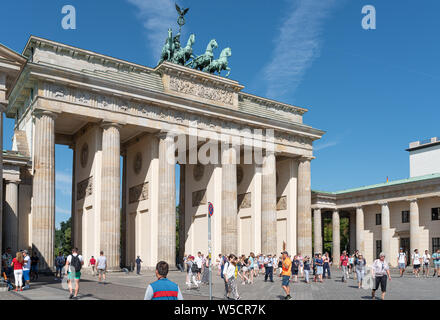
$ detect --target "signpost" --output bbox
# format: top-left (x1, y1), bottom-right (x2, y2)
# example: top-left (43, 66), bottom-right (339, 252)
top-left (208, 202), bottom-right (214, 300)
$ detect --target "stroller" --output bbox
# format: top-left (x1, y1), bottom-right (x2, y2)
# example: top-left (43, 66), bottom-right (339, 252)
top-left (1, 272), bottom-right (13, 291)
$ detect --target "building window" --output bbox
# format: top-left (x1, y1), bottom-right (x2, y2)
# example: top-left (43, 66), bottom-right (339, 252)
top-left (433, 238), bottom-right (440, 252)
top-left (432, 208), bottom-right (440, 221)
top-left (376, 213), bottom-right (382, 225)
top-left (376, 240), bottom-right (382, 258)
top-left (402, 211), bottom-right (410, 223)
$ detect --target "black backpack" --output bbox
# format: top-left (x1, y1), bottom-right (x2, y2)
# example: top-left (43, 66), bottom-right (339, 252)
top-left (70, 255), bottom-right (82, 272)
top-left (191, 262), bottom-right (198, 273)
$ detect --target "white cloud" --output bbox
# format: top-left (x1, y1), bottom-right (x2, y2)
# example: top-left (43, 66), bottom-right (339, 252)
top-left (56, 206), bottom-right (71, 215)
top-left (263, 0), bottom-right (340, 99)
top-left (56, 171), bottom-right (72, 196)
top-left (314, 141), bottom-right (339, 151)
top-left (127, 0), bottom-right (176, 61)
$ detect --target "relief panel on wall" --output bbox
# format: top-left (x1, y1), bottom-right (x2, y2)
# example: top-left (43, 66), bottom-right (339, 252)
top-left (129, 182), bottom-right (149, 204)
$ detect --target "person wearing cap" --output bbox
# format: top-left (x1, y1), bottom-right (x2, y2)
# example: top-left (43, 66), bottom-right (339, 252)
top-left (371, 252), bottom-right (391, 300)
top-left (281, 251), bottom-right (292, 300)
top-left (397, 248), bottom-right (407, 277)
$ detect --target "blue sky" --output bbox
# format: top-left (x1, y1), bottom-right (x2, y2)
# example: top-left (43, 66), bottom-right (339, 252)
top-left (1, 0), bottom-right (439, 226)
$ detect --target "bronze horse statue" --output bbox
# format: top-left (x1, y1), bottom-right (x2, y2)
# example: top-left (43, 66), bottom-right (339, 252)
top-left (158, 28), bottom-right (174, 65)
top-left (203, 47), bottom-right (231, 77)
top-left (187, 39), bottom-right (218, 71)
top-left (171, 33), bottom-right (195, 66)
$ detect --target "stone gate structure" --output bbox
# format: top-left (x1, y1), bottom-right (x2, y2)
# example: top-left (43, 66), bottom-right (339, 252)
top-left (0, 36), bottom-right (324, 271)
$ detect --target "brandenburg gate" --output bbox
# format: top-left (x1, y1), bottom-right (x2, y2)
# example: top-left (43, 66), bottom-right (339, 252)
top-left (0, 35), bottom-right (324, 271)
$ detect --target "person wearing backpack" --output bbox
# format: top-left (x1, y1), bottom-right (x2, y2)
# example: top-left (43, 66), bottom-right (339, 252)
top-left (65, 248), bottom-right (84, 299)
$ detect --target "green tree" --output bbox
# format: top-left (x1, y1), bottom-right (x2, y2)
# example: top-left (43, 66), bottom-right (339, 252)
top-left (55, 217), bottom-right (72, 257)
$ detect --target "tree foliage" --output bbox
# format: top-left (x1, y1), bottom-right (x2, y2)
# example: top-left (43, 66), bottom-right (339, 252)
top-left (55, 217), bottom-right (72, 257)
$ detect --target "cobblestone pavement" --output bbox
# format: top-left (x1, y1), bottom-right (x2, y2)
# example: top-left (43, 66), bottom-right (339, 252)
top-left (0, 268), bottom-right (439, 300)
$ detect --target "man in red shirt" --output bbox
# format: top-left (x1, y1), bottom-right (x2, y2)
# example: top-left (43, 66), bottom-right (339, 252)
top-left (89, 256), bottom-right (96, 276)
top-left (340, 251), bottom-right (349, 282)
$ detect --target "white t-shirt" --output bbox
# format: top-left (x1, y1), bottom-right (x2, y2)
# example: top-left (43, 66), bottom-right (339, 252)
top-left (195, 256), bottom-right (202, 268)
top-left (97, 256), bottom-right (107, 269)
top-left (412, 253), bottom-right (421, 265)
top-left (371, 259), bottom-right (389, 276)
top-left (23, 255), bottom-right (31, 271)
top-left (67, 254), bottom-right (83, 273)
top-left (397, 252), bottom-right (406, 264)
top-left (423, 254), bottom-right (430, 264)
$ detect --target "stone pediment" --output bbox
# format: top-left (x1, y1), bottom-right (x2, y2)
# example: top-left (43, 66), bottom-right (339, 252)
top-left (155, 62), bottom-right (243, 109)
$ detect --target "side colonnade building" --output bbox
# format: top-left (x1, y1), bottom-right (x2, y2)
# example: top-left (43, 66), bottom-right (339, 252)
top-left (312, 138), bottom-right (440, 267)
top-left (0, 37), bottom-right (325, 272)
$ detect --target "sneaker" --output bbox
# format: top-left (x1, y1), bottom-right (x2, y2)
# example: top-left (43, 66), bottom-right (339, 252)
top-left (69, 293), bottom-right (74, 299)
top-left (20, 288), bottom-right (23, 292)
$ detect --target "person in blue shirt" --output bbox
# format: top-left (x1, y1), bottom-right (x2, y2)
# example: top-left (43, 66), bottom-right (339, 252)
top-left (144, 261), bottom-right (183, 300)
top-left (314, 254), bottom-right (323, 283)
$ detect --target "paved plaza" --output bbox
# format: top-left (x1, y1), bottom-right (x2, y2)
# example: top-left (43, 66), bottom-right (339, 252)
top-left (1, 268), bottom-right (439, 300)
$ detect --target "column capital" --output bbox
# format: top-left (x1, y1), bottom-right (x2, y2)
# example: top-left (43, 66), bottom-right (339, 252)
top-left (5, 179), bottom-right (20, 184)
top-left (100, 120), bottom-right (123, 130)
top-left (157, 129), bottom-right (178, 140)
top-left (379, 201), bottom-right (388, 207)
top-left (33, 109), bottom-right (60, 119)
top-left (299, 155), bottom-right (315, 162)
top-left (355, 204), bottom-right (363, 209)
top-left (407, 198), bottom-right (418, 203)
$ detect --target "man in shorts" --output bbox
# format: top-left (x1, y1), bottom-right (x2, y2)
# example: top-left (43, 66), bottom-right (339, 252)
top-left (422, 250), bottom-right (430, 277)
top-left (371, 252), bottom-right (391, 300)
top-left (55, 252), bottom-right (65, 280)
top-left (22, 250), bottom-right (31, 289)
top-left (412, 249), bottom-right (422, 277)
top-left (397, 248), bottom-right (407, 277)
top-left (432, 249), bottom-right (440, 277)
top-left (97, 251), bottom-right (107, 283)
top-left (281, 251), bottom-right (292, 300)
top-left (65, 248), bottom-right (84, 299)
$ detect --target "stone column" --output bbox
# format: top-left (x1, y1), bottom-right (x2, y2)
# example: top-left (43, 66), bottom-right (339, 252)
top-left (4, 180), bottom-right (20, 253)
top-left (70, 144), bottom-right (76, 250)
top-left (356, 206), bottom-right (364, 252)
top-left (121, 152), bottom-right (127, 267)
top-left (100, 122), bottom-right (121, 271)
top-left (0, 79), bottom-right (6, 254)
top-left (221, 144), bottom-right (238, 255)
top-left (32, 110), bottom-right (57, 272)
top-left (157, 132), bottom-right (176, 266)
top-left (261, 152), bottom-right (277, 255)
top-left (297, 158), bottom-right (312, 257)
top-left (332, 210), bottom-right (340, 266)
top-left (409, 199), bottom-right (419, 254)
top-left (313, 208), bottom-right (322, 254)
top-left (381, 202), bottom-right (391, 260)
top-left (178, 164), bottom-right (186, 263)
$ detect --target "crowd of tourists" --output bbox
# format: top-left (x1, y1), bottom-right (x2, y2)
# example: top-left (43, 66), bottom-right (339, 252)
top-left (180, 247), bottom-right (440, 300)
top-left (2, 245), bottom-right (440, 300)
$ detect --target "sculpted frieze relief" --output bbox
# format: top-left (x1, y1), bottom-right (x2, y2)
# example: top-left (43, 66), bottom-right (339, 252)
top-left (169, 76), bottom-right (234, 105)
top-left (43, 82), bottom-right (311, 150)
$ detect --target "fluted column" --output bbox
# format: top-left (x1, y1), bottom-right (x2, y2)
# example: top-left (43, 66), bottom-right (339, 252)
top-left (157, 132), bottom-right (176, 265)
top-left (0, 104), bottom-right (5, 254)
top-left (261, 152), bottom-right (277, 255)
top-left (4, 180), bottom-right (20, 253)
top-left (32, 110), bottom-right (56, 272)
top-left (381, 202), bottom-right (391, 260)
top-left (297, 158), bottom-right (312, 257)
top-left (221, 144), bottom-right (238, 255)
top-left (0, 74), bottom-right (6, 255)
top-left (100, 122), bottom-right (121, 271)
top-left (409, 199), bottom-right (419, 254)
top-left (121, 152), bottom-right (127, 267)
top-left (356, 206), bottom-right (364, 252)
top-left (313, 208), bottom-right (322, 254)
top-left (332, 210), bottom-right (340, 266)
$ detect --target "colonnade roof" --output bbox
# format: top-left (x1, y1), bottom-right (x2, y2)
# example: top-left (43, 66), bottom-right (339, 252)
top-left (313, 173), bottom-right (440, 196)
